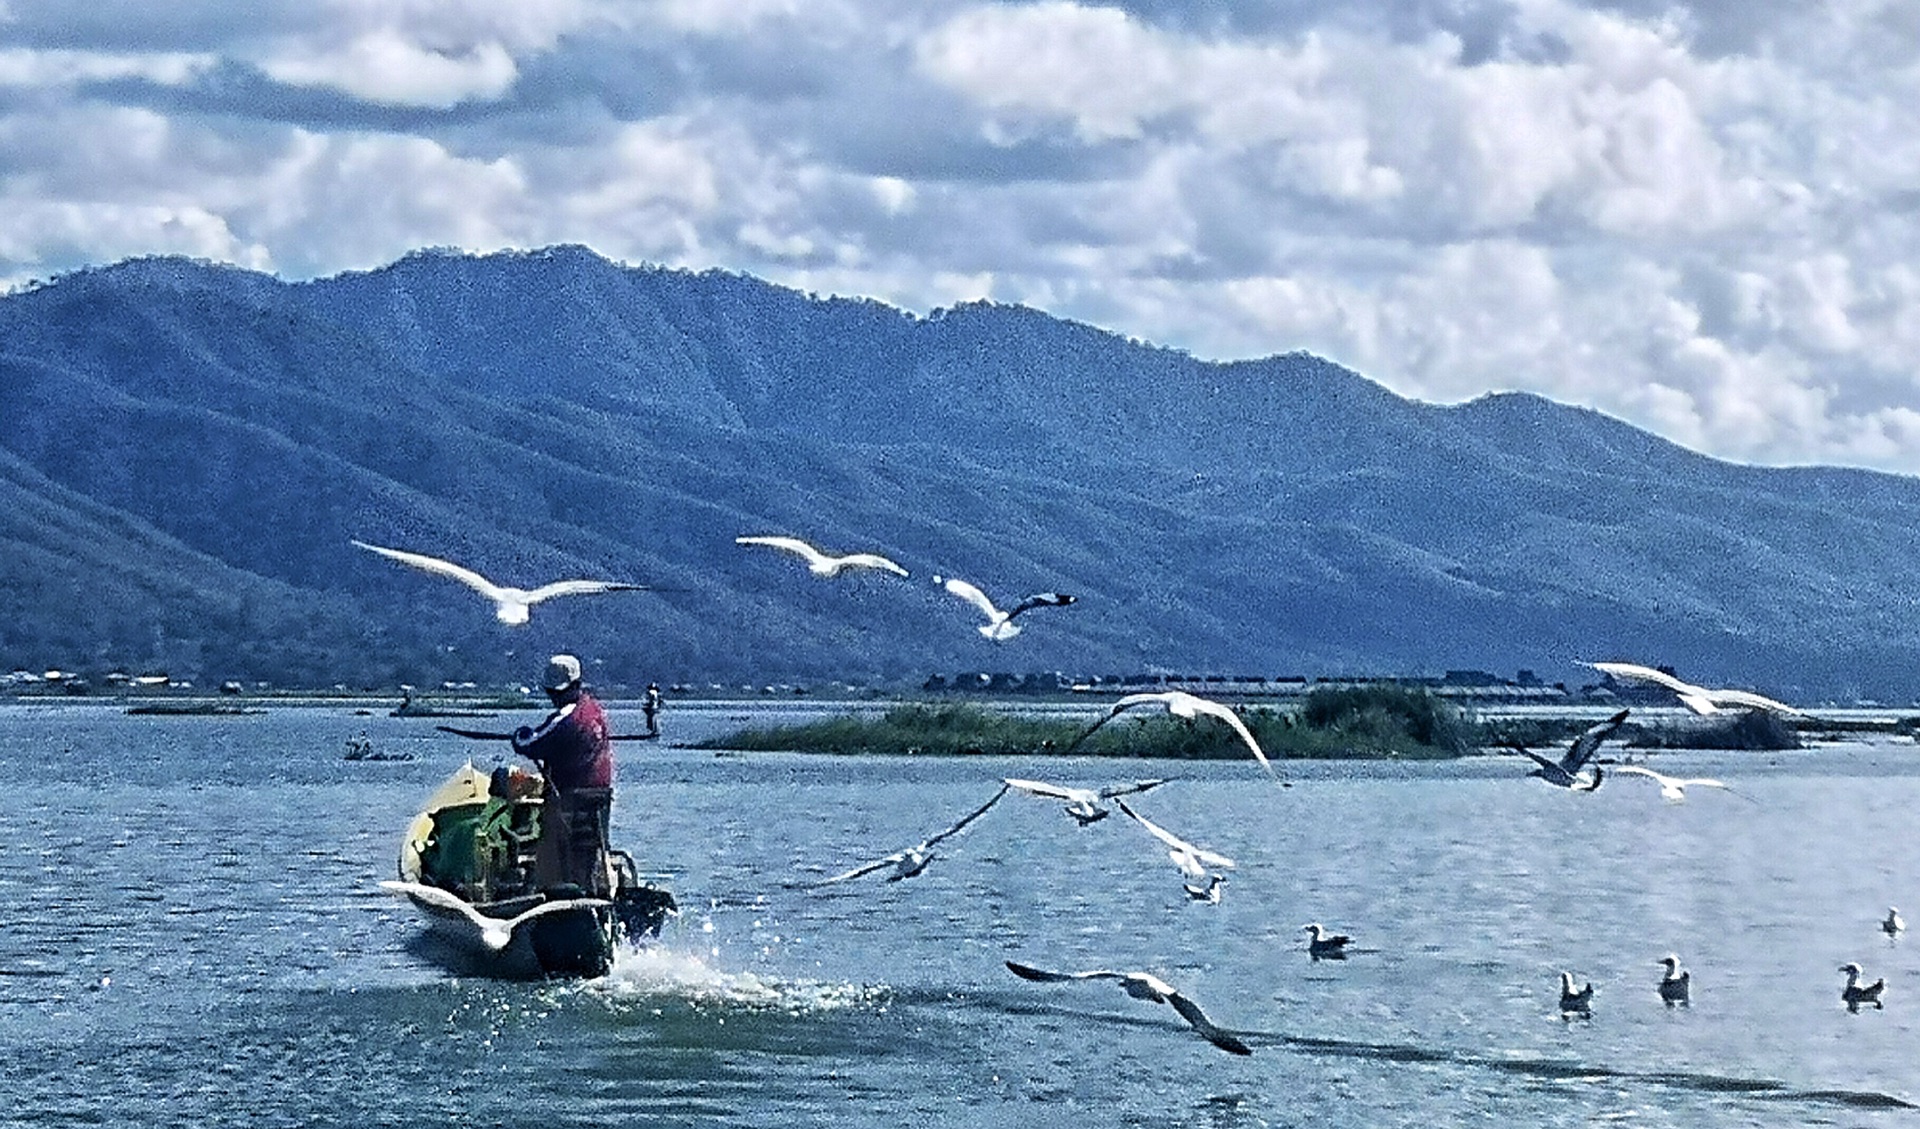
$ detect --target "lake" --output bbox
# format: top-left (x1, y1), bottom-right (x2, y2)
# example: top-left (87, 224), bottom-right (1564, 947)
top-left (2, 701), bottom-right (1917, 1127)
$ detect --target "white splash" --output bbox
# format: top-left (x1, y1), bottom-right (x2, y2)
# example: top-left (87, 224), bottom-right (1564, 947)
top-left (593, 943), bottom-right (882, 1013)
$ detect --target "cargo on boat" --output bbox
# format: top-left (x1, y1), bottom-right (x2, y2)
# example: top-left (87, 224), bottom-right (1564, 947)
top-left (380, 762), bottom-right (675, 978)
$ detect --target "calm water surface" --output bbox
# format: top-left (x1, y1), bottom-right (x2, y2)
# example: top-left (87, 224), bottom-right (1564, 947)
top-left (3, 702), bottom-right (1918, 1127)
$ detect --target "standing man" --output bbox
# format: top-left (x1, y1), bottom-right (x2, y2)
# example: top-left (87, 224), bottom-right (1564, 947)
top-left (643, 682), bottom-right (663, 737)
top-left (511, 654), bottom-right (616, 897)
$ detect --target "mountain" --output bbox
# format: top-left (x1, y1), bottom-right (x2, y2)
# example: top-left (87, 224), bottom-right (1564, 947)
top-left (1, 245), bottom-right (1916, 701)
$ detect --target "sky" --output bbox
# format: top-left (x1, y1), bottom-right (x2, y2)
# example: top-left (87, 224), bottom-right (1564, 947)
top-left (2, 0), bottom-right (1917, 472)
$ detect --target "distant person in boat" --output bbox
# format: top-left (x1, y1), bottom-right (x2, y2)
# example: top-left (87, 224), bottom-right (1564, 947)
top-left (511, 654), bottom-right (616, 898)
top-left (644, 682), bottom-right (662, 737)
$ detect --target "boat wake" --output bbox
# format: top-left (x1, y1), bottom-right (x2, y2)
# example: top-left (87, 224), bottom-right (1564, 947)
top-left (593, 943), bottom-right (886, 1014)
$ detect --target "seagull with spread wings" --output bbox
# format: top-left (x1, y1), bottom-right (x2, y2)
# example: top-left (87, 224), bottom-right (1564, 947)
top-left (352, 540), bottom-right (651, 625)
top-left (1004, 961), bottom-right (1252, 1055)
top-left (1506, 709), bottom-right (1629, 790)
top-left (1002, 776), bottom-right (1168, 826)
top-left (819, 784), bottom-right (1010, 884)
top-left (1068, 691), bottom-right (1275, 779)
top-left (1610, 764), bottom-right (1747, 804)
top-left (1114, 799), bottom-right (1235, 882)
top-left (378, 881), bottom-right (610, 952)
top-left (1587, 661), bottom-right (1804, 716)
top-left (932, 575), bottom-right (1075, 641)
top-left (735, 535), bottom-right (909, 578)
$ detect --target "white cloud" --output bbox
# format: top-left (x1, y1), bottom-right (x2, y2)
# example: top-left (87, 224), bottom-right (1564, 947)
top-left (1, 0), bottom-right (1920, 472)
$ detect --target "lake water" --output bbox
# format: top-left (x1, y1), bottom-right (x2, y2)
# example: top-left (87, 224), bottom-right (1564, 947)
top-left (4, 702), bottom-right (1919, 1127)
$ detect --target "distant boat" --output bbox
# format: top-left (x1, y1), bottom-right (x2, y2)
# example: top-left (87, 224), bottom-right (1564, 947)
top-left (378, 762), bottom-right (675, 979)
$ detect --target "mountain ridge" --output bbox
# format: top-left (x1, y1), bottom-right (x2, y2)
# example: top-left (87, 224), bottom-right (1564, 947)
top-left (2, 246), bottom-right (1916, 701)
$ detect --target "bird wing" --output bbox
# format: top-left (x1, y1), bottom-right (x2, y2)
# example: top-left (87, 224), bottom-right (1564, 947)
top-left (820, 851), bottom-right (908, 884)
top-left (1003, 778), bottom-right (1093, 803)
top-left (1589, 661), bottom-right (1696, 694)
top-left (379, 879), bottom-right (497, 937)
top-left (1005, 592), bottom-right (1076, 620)
top-left (1004, 960), bottom-right (1121, 983)
top-left (1561, 709), bottom-right (1629, 770)
top-left (736, 535), bottom-right (829, 566)
top-left (353, 541), bottom-right (504, 599)
top-left (835, 552), bottom-right (910, 577)
top-left (521, 579), bottom-right (649, 604)
top-left (1708, 688), bottom-right (1804, 716)
top-left (1184, 697), bottom-right (1276, 778)
top-left (937, 576), bottom-right (1006, 621)
top-left (1114, 799), bottom-right (1235, 870)
top-left (1515, 747), bottom-right (1564, 775)
top-left (1097, 778), bottom-right (1169, 800)
top-left (1165, 991), bottom-right (1254, 1055)
top-left (1110, 691), bottom-right (1179, 713)
top-left (922, 783), bottom-right (1012, 848)
top-left (1610, 764), bottom-right (1673, 787)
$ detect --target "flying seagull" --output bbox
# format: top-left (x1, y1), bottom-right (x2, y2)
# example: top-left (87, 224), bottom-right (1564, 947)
top-left (932, 575), bottom-right (1075, 641)
top-left (1302, 923), bottom-right (1352, 961)
top-left (351, 540), bottom-right (650, 626)
top-left (1069, 691), bottom-right (1276, 779)
top-left (1004, 960), bottom-right (1252, 1055)
top-left (1586, 661), bottom-right (1804, 716)
top-left (1114, 799), bottom-right (1235, 880)
top-left (378, 880), bottom-right (609, 952)
top-left (1002, 776), bottom-right (1169, 826)
top-left (1657, 954), bottom-right (1691, 1006)
top-left (1559, 972), bottom-right (1595, 1015)
top-left (1184, 874), bottom-right (1228, 904)
top-left (819, 784), bottom-right (1010, 883)
top-left (734, 535), bottom-right (909, 578)
top-left (1507, 709), bottom-right (1628, 790)
top-left (1611, 764), bottom-right (1746, 804)
top-left (1841, 962), bottom-right (1887, 1011)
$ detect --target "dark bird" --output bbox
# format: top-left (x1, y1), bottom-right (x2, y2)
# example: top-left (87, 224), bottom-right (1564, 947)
top-left (1884, 907), bottom-right (1904, 938)
top-left (1841, 962), bottom-right (1886, 1011)
top-left (1004, 961), bottom-right (1252, 1055)
top-left (819, 784), bottom-right (1010, 883)
top-left (1559, 972), bottom-right (1595, 1015)
top-left (933, 576), bottom-right (1076, 640)
top-left (1002, 776), bottom-right (1169, 825)
top-left (1657, 954), bottom-right (1691, 1006)
top-left (1302, 923), bottom-right (1352, 960)
top-left (1509, 709), bottom-right (1629, 790)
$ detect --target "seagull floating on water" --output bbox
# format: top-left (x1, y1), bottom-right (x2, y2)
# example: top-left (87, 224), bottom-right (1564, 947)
top-left (932, 575), bottom-right (1075, 640)
top-left (1586, 661), bottom-right (1804, 717)
top-left (819, 784), bottom-right (1010, 884)
top-left (1004, 960), bottom-right (1252, 1055)
top-left (735, 535), bottom-right (909, 578)
top-left (1559, 972), bottom-right (1595, 1015)
top-left (1841, 962), bottom-right (1887, 1011)
top-left (378, 880), bottom-right (609, 952)
top-left (1507, 709), bottom-right (1628, 790)
top-left (352, 540), bottom-right (651, 626)
top-left (1657, 954), bottom-right (1691, 1006)
top-left (1885, 908), bottom-right (1905, 938)
top-left (1302, 923), bottom-right (1353, 960)
top-left (1069, 691), bottom-right (1276, 779)
top-left (1114, 798), bottom-right (1235, 881)
top-left (1611, 764), bottom-right (1744, 804)
top-left (1002, 776), bottom-right (1168, 826)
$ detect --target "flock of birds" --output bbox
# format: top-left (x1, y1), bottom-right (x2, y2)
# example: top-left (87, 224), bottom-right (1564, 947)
top-left (349, 534), bottom-right (1897, 1053)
